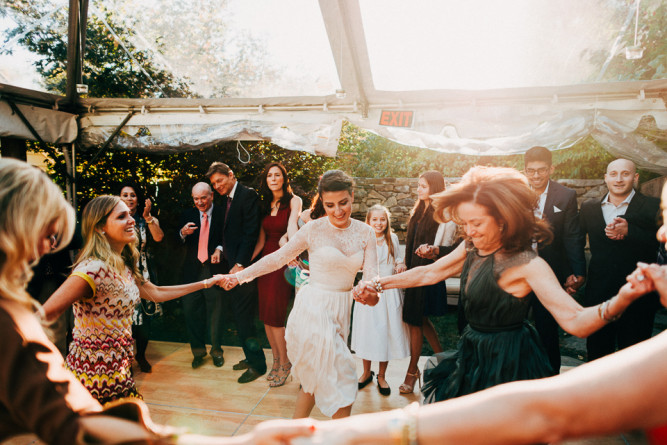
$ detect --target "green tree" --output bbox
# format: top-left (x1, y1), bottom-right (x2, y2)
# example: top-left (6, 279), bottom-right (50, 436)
top-left (586, 1), bottom-right (667, 82)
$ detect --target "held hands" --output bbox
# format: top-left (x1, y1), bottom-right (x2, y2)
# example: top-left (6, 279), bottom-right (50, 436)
top-left (217, 274), bottom-right (240, 291)
top-left (605, 217), bottom-right (628, 241)
top-left (207, 274), bottom-right (226, 288)
top-left (352, 281), bottom-right (380, 306)
top-left (564, 274), bottom-right (585, 295)
top-left (415, 243), bottom-right (438, 260)
top-left (619, 262), bottom-right (659, 304)
top-left (394, 261), bottom-right (407, 274)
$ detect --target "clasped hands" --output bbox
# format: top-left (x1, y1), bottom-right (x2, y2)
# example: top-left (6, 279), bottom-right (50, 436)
top-left (605, 217), bottom-right (628, 241)
top-left (214, 274), bottom-right (240, 290)
top-left (352, 280), bottom-right (380, 306)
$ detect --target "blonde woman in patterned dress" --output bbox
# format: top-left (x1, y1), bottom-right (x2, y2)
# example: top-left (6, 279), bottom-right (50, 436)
top-left (43, 195), bottom-right (225, 405)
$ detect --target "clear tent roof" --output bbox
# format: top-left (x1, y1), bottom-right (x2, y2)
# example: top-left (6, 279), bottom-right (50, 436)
top-left (2, 0), bottom-right (665, 97)
top-left (1, 0), bottom-right (666, 173)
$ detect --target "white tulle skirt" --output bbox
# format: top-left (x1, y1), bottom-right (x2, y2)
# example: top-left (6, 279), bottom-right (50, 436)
top-left (285, 282), bottom-right (356, 418)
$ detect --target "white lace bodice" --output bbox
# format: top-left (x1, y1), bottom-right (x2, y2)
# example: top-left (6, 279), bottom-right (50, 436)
top-left (236, 218), bottom-right (378, 291)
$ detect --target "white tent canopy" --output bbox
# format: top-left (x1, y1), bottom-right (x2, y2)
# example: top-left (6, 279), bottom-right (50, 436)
top-left (1, 0), bottom-right (666, 172)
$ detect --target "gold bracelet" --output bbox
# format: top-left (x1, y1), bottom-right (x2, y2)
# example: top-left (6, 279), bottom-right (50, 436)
top-left (203, 278), bottom-right (209, 289)
top-left (146, 217), bottom-right (154, 224)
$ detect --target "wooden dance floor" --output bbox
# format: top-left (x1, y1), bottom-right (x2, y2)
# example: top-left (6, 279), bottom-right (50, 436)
top-left (4, 341), bottom-right (647, 444)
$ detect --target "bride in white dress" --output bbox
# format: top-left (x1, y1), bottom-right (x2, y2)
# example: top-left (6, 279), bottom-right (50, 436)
top-left (223, 170), bottom-right (379, 419)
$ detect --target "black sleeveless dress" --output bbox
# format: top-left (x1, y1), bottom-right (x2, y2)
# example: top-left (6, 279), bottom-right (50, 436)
top-left (422, 244), bottom-right (553, 403)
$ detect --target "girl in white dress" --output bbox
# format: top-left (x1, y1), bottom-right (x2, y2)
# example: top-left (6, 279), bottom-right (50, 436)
top-left (223, 170), bottom-right (379, 419)
top-left (351, 205), bottom-right (409, 396)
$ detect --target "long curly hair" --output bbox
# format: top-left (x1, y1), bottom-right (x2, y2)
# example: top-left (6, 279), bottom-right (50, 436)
top-left (0, 159), bottom-right (75, 309)
top-left (432, 166), bottom-right (553, 253)
top-left (75, 195), bottom-right (142, 282)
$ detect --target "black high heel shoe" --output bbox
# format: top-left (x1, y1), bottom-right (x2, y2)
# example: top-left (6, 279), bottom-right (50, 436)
top-left (358, 371), bottom-right (375, 389)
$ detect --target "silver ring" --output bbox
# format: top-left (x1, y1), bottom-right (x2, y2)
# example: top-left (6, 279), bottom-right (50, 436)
top-left (637, 274), bottom-right (645, 282)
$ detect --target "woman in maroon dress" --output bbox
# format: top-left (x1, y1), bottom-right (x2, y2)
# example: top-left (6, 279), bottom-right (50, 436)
top-left (252, 162), bottom-right (302, 387)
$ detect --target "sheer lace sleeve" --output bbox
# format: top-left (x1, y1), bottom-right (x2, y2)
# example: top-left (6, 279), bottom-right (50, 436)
top-left (493, 249), bottom-right (537, 279)
top-left (235, 222), bottom-right (309, 284)
top-left (361, 224), bottom-right (379, 281)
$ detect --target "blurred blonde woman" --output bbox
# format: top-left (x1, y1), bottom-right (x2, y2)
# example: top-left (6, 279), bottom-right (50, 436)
top-left (43, 195), bottom-right (225, 404)
top-left (0, 159), bottom-right (154, 443)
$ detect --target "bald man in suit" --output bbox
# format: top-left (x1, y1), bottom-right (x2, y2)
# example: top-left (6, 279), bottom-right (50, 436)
top-left (179, 182), bottom-right (226, 369)
top-left (579, 159), bottom-right (660, 360)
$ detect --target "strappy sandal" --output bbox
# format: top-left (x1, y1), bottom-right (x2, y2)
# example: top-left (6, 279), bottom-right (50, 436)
top-left (269, 363), bottom-right (292, 388)
top-left (398, 369), bottom-right (421, 394)
top-left (266, 358), bottom-right (280, 381)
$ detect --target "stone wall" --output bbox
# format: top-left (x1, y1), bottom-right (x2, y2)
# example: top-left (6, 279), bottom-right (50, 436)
top-left (351, 177), bottom-right (455, 242)
top-left (352, 177), bottom-right (664, 241)
top-left (351, 177), bottom-right (665, 242)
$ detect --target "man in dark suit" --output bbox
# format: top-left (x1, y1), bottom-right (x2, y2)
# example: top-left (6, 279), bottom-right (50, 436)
top-left (207, 161), bottom-right (267, 383)
top-left (580, 158), bottom-right (660, 361)
top-left (179, 182), bottom-right (225, 369)
top-left (524, 146), bottom-right (587, 374)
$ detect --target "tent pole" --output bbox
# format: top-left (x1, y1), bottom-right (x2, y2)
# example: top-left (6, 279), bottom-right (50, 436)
top-left (65, 0), bottom-right (89, 110)
top-left (80, 110), bottom-right (135, 176)
top-left (5, 100), bottom-right (45, 144)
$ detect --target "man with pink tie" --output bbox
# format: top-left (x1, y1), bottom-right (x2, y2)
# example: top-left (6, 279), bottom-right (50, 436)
top-left (179, 182), bottom-right (226, 369)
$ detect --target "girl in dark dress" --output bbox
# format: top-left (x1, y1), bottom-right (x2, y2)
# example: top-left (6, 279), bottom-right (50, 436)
top-left (252, 162), bottom-right (302, 387)
top-left (400, 171), bottom-right (452, 394)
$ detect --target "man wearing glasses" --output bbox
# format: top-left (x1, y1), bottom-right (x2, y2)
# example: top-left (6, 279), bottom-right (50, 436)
top-left (524, 146), bottom-right (587, 374)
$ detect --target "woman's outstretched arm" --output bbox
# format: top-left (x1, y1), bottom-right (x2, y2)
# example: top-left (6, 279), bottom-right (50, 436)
top-left (310, 328), bottom-right (667, 444)
top-left (138, 275), bottom-right (225, 303)
top-left (378, 241), bottom-right (466, 291)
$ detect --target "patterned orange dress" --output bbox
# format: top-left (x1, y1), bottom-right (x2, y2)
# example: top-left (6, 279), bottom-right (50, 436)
top-left (67, 258), bottom-right (141, 404)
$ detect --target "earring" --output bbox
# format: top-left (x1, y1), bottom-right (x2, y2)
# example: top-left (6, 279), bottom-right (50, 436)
top-left (499, 224), bottom-right (504, 232)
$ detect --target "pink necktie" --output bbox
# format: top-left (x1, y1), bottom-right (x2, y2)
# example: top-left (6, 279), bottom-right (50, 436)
top-left (198, 213), bottom-right (209, 263)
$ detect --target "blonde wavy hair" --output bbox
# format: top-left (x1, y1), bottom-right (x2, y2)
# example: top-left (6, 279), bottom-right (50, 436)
top-left (75, 195), bottom-right (142, 282)
top-left (0, 159), bottom-right (75, 309)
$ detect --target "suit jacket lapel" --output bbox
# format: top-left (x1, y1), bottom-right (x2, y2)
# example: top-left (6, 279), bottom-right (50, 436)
top-left (624, 191), bottom-right (645, 218)
top-left (543, 180), bottom-right (556, 222)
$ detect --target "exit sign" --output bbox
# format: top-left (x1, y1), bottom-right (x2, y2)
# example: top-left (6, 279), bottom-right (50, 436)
top-left (379, 110), bottom-right (414, 128)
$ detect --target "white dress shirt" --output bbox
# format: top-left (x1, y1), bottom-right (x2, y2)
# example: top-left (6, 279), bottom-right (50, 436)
top-left (601, 188), bottom-right (635, 225)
